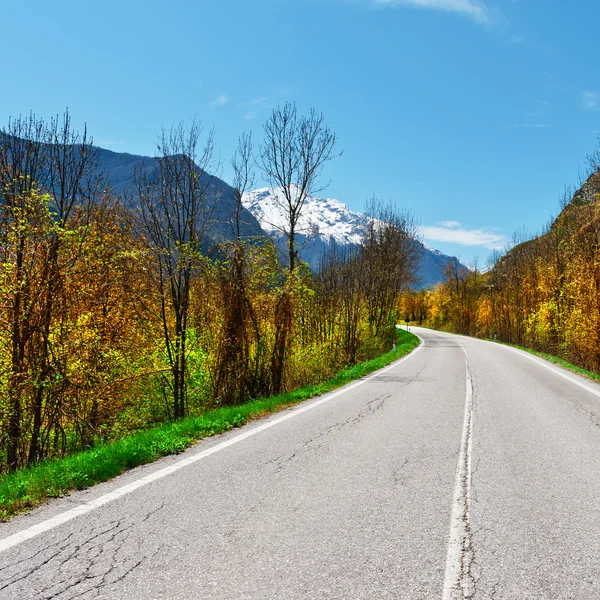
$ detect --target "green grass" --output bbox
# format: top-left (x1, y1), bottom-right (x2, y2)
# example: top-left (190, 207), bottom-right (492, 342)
top-left (496, 340), bottom-right (600, 383)
top-left (0, 329), bottom-right (419, 521)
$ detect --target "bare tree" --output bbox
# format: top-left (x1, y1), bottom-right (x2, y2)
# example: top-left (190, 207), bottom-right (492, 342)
top-left (558, 183), bottom-right (577, 211)
top-left (45, 110), bottom-right (104, 225)
top-left (0, 113), bottom-right (47, 201)
top-left (361, 199), bottom-right (421, 338)
top-left (135, 120), bottom-right (216, 418)
top-left (258, 102), bottom-right (339, 393)
top-left (259, 102), bottom-right (339, 273)
top-left (586, 134), bottom-right (600, 175)
top-left (229, 131), bottom-right (255, 239)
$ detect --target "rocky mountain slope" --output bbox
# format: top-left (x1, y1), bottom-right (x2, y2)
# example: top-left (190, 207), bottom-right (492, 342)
top-left (96, 147), bottom-right (264, 243)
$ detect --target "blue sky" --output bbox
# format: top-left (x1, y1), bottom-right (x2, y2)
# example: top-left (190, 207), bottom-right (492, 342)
top-left (1, 0), bottom-right (599, 265)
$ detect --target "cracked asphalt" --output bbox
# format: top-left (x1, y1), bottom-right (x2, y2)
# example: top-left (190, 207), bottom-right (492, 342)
top-left (1, 328), bottom-right (600, 598)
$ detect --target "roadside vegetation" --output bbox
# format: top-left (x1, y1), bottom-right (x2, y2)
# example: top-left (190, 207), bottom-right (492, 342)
top-left (401, 137), bottom-right (600, 377)
top-left (0, 329), bottom-right (418, 520)
top-left (0, 108), bottom-right (420, 483)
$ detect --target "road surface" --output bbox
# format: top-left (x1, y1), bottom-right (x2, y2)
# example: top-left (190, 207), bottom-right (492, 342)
top-left (1, 327), bottom-right (599, 599)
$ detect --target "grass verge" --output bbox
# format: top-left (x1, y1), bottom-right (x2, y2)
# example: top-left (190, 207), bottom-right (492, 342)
top-left (497, 340), bottom-right (600, 383)
top-left (0, 329), bottom-right (419, 521)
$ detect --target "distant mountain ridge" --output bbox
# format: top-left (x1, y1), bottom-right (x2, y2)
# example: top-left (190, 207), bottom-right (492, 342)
top-left (242, 187), bottom-right (467, 289)
top-left (95, 147), bottom-right (265, 244)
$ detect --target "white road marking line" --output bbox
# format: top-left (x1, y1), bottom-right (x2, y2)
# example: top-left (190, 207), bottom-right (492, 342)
top-left (0, 340), bottom-right (424, 554)
top-left (497, 343), bottom-right (600, 399)
top-left (442, 346), bottom-right (475, 600)
top-left (436, 329), bottom-right (600, 400)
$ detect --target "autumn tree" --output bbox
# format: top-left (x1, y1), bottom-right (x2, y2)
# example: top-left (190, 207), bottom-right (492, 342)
top-left (214, 132), bottom-right (264, 404)
top-left (318, 244), bottom-right (363, 363)
top-left (135, 121), bottom-right (216, 419)
top-left (27, 111), bottom-right (103, 464)
top-left (0, 110), bottom-right (103, 468)
top-left (361, 199), bottom-right (421, 339)
top-left (0, 114), bottom-right (49, 470)
top-left (258, 103), bottom-right (339, 393)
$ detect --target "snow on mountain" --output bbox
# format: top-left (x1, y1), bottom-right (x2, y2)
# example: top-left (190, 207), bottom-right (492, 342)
top-left (242, 187), bottom-right (367, 246)
top-left (420, 241), bottom-right (444, 257)
top-left (242, 186), bottom-right (469, 288)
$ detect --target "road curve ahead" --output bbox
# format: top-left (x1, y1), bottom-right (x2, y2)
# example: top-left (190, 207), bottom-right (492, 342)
top-left (1, 328), bottom-right (600, 599)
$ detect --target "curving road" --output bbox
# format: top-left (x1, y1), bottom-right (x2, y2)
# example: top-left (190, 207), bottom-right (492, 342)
top-left (1, 327), bottom-right (600, 599)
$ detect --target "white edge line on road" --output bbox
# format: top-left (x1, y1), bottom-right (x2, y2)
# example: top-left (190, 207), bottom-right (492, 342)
top-left (416, 327), bottom-right (600, 400)
top-left (467, 335), bottom-right (600, 400)
top-left (442, 345), bottom-right (474, 600)
top-left (0, 338), bottom-right (425, 554)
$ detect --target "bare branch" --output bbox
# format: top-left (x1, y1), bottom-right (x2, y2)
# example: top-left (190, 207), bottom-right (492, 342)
top-left (259, 102), bottom-right (340, 272)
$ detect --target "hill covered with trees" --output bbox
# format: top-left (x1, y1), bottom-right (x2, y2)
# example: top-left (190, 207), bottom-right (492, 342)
top-left (408, 144), bottom-right (600, 374)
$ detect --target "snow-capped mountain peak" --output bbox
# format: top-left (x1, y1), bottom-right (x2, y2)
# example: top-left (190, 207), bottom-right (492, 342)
top-left (242, 187), bottom-right (366, 246)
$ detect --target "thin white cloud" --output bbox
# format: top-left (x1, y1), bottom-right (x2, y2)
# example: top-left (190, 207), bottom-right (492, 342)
top-left (372, 0), bottom-right (491, 24)
top-left (239, 96), bottom-right (268, 108)
top-left (211, 93), bottom-right (229, 107)
top-left (249, 96), bottom-right (267, 106)
top-left (421, 223), bottom-right (507, 249)
top-left (581, 91), bottom-right (600, 111)
top-left (244, 112), bottom-right (256, 120)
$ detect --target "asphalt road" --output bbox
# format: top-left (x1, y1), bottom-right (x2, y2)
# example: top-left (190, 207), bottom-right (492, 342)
top-left (1, 327), bottom-right (600, 599)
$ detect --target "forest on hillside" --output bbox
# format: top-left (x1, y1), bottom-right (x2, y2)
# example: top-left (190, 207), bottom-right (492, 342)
top-left (0, 108), bottom-right (420, 473)
top-left (404, 140), bottom-right (600, 374)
